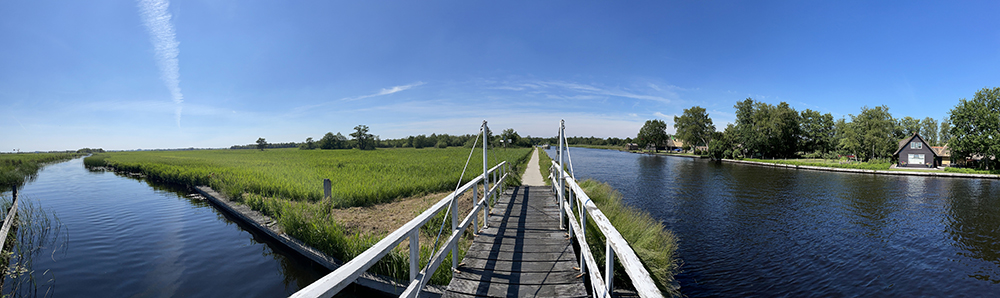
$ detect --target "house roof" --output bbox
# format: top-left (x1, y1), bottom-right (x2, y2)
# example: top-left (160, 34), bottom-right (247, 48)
top-left (932, 146), bottom-right (950, 157)
top-left (894, 132), bottom-right (938, 157)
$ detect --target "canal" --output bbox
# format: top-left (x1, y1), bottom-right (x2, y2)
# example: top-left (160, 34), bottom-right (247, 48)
top-left (2, 157), bottom-right (334, 297)
top-left (549, 147), bottom-right (1000, 297)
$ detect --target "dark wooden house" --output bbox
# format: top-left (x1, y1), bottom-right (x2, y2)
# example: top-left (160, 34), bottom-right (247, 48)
top-left (894, 133), bottom-right (938, 168)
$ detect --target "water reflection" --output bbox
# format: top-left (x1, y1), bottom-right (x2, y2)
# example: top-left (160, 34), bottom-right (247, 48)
top-left (552, 147), bottom-right (1000, 296)
top-left (946, 179), bottom-right (1000, 283)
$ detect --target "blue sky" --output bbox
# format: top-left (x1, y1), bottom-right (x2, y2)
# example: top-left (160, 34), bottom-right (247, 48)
top-left (2, 1), bottom-right (999, 151)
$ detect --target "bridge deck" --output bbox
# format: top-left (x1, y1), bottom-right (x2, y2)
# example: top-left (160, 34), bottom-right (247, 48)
top-left (444, 186), bottom-right (587, 298)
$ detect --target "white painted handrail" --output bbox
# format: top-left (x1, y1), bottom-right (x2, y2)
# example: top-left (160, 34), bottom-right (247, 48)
top-left (551, 161), bottom-right (662, 298)
top-left (291, 161), bottom-right (509, 298)
top-left (552, 119), bottom-right (663, 298)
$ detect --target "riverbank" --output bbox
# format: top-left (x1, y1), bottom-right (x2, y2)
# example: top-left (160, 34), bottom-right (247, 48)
top-left (724, 159), bottom-right (1000, 179)
top-left (84, 147), bottom-right (532, 291)
top-left (194, 186), bottom-right (436, 296)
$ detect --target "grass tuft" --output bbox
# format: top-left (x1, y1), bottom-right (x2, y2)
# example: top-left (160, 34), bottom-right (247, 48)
top-left (577, 179), bottom-right (680, 297)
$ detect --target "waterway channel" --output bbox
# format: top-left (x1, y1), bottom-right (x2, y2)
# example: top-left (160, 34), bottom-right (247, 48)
top-left (1, 157), bottom-right (341, 297)
top-left (548, 147), bottom-right (1000, 297)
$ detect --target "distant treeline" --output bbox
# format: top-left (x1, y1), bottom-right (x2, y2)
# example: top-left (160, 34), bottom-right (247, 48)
top-left (241, 126), bottom-right (632, 151)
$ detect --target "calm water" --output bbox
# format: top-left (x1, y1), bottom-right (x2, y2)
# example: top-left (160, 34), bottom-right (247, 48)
top-left (2, 158), bottom-right (333, 297)
top-left (549, 147), bottom-right (1000, 297)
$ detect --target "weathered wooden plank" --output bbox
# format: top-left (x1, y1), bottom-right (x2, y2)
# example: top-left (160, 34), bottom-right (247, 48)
top-left (445, 185), bottom-right (586, 298)
top-left (467, 242), bottom-right (571, 253)
top-left (452, 270), bottom-right (583, 286)
top-left (461, 250), bottom-right (578, 262)
top-left (458, 258), bottom-right (580, 273)
top-left (444, 278), bottom-right (588, 298)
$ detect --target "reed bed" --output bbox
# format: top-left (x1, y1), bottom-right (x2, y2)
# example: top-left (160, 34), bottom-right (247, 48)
top-left (576, 179), bottom-right (680, 297)
top-left (85, 148), bottom-right (532, 207)
top-left (85, 147), bottom-right (532, 285)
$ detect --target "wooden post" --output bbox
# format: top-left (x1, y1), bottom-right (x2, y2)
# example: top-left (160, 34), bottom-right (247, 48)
top-left (482, 121), bottom-right (489, 229)
top-left (323, 179), bottom-right (332, 214)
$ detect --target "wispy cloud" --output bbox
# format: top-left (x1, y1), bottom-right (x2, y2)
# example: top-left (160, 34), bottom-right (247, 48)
top-left (653, 112), bottom-right (672, 119)
top-left (342, 82), bottom-right (425, 101)
top-left (138, 0), bottom-right (183, 126)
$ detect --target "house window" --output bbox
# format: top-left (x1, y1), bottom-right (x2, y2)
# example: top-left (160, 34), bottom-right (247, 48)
top-left (911, 142), bottom-right (922, 149)
top-left (909, 154), bottom-right (925, 165)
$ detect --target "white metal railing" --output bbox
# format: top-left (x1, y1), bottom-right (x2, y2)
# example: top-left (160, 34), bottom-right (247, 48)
top-left (0, 187), bottom-right (19, 252)
top-left (292, 121), bottom-right (511, 298)
top-left (551, 120), bottom-right (663, 298)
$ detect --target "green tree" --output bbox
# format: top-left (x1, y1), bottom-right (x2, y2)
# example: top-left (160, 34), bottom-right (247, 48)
top-left (351, 125), bottom-right (375, 150)
top-left (500, 128), bottom-right (521, 147)
top-left (939, 118), bottom-right (952, 145)
top-left (732, 98), bottom-right (800, 158)
top-left (299, 137), bottom-right (316, 150)
top-left (637, 119), bottom-right (668, 152)
top-left (673, 106), bottom-right (715, 150)
top-left (846, 105), bottom-right (897, 161)
top-left (899, 116), bottom-right (921, 136)
top-left (948, 87), bottom-right (1000, 170)
top-left (256, 137), bottom-right (268, 151)
top-left (800, 109), bottom-right (835, 154)
top-left (921, 117), bottom-right (939, 146)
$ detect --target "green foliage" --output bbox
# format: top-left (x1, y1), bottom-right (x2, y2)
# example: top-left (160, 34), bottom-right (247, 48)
top-left (839, 105), bottom-right (898, 161)
top-left (921, 117), bottom-right (939, 146)
top-left (944, 167), bottom-right (1000, 175)
top-left (948, 87), bottom-right (1000, 170)
top-left (939, 118), bottom-right (952, 145)
top-left (1, 153), bottom-right (83, 189)
top-left (319, 132), bottom-right (349, 150)
top-left (577, 179), bottom-right (679, 296)
top-left (746, 158), bottom-right (892, 170)
top-left (899, 116), bottom-right (921, 136)
top-left (84, 147), bottom-right (533, 207)
top-left (637, 119), bottom-right (668, 152)
top-left (436, 140), bottom-right (448, 149)
top-left (799, 109), bottom-right (835, 154)
top-left (256, 138), bottom-right (268, 151)
top-left (673, 106), bottom-right (715, 148)
top-left (350, 125), bottom-right (376, 150)
top-left (538, 149), bottom-right (553, 185)
top-left (733, 98), bottom-right (800, 158)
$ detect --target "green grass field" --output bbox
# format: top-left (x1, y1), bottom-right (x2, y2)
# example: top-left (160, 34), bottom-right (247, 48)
top-left (86, 147), bottom-right (532, 207)
top-left (85, 146), bottom-right (533, 284)
top-left (2, 153), bottom-right (84, 189)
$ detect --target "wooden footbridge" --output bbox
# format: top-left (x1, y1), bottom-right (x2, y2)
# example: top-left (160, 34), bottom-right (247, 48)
top-left (292, 121), bottom-right (662, 298)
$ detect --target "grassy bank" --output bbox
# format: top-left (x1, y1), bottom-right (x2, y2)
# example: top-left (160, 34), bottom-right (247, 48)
top-left (576, 179), bottom-right (679, 297)
top-left (85, 147), bottom-right (531, 207)
top-left (2, 153), bottom-right (84, 189)
top-left (85, 147), bottom-right (533, 284)
top-left (538, 149), bottom-right (553, 185)
top-left (944, 167), bottom-right (1000, 175)
top-left (743, 158), bottom-right (892, 170)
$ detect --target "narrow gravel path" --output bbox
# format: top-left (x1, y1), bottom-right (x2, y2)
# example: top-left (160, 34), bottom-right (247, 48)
top-left (521, 147), bottom-right (545, 186)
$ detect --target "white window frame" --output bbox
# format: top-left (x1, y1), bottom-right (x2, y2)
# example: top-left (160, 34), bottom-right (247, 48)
top-left (911, 142), bottom-right (922, 149)
top-left (909, 153), bottom-right (925, 165)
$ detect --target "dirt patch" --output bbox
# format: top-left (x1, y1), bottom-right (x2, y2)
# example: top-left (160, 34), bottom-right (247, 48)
top-left (330, 188), bottom-right (480, 237)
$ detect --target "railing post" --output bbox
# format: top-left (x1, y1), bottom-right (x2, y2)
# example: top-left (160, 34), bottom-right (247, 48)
top-left (580, 195), bottom-right (587, 273)
top-left (473, 183), bottom-right (478, 232)
top-left (606, 241), bottom-right (615, 295)
top-left (410, 230), bottom-right (419, 282)
top-left (559, 120), bottom-right (565, 230)
top-left (482, 121), bottom-right (489, 230)
top-left (451, 185), bottom-right (458, 270)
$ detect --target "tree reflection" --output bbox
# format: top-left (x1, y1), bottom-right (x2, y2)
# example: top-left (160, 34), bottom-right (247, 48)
top-left (946, 179), bottom-right (1000, 283)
